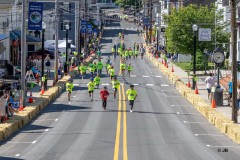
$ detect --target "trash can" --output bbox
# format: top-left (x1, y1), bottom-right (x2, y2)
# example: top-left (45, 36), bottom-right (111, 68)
top-left (213, 87), bottom-right (223, 106)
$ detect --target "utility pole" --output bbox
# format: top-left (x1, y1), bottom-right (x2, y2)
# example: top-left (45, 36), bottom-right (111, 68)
top-left (230, 0), bottom-right (238, 123)
top-left (149, 0), bottom-right (152, 44)
top-left (75, 1), bottom-right (80, 59)
top-left (54, 0), bottom-right (59, 85)
top-left (21, 0), bottom-right (26, 106)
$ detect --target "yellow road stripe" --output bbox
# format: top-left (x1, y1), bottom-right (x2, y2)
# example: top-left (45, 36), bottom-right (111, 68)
top-left (122, 85), bottom-right (128, 160)
top-left (114, 86), bottom-right (122, 160)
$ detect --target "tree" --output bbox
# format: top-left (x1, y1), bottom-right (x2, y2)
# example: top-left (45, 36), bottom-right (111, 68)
top-left (114, 0), bottom-right (139, 7)
top-left (163, 4), bottom-right (230, 55)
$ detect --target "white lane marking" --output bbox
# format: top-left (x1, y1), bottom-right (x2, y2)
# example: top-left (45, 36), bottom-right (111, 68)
top-left (142, 75), bottom-right (149, 77)
top-left (130, 75), bottom-right (136, 77)
top-left (73, 95), bottom-right (76, 98)
top-left (195, 134), bottom-right (224, 137)
top-left (102, 83), bottom-right (109, 86)
top-left (55, 118), bottom-right (59, 122)
top-left (45, 129), bottom-right (49, 132)
top-left (183, 121), bottom-right (210, 124)
top-left (120, 83), bottom-right (124, 85)
top-left (133, 84), bottom-right (139, 86)
top-left (155, 76), bottom-right (162, 78)
top-left (15, 154), bottom-right (20, 157)
top-left (69, 102), bottom-right (71, 104)
top-left (73, 84), bottom-right (79, 86)
top-left (176, 112), bottom-right (180, 114)
top-left (161, 84), bottom-right (169, 87)
top-left (146, 84), bottom-right (154, 86)
top-left (32, 140), bottom-right (37, 144)
top-left (206, 145), bottom-right (240, 148)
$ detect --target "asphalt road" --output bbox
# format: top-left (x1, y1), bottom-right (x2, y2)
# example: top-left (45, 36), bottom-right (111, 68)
top-left (1, 20), bottom-right (240, 160)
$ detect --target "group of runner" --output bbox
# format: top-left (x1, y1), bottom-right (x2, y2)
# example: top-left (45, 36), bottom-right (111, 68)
top-left (65, 31), bottom-right (143, 112)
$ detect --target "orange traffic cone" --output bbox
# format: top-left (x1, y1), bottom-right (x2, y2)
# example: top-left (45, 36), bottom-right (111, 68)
top-left (195, 83), bottom-right (199, 94)
top-left (18, 97), bottom-right (24, 111)
top-left (211, 98), bottom-right (216, 108)
top-left (171, 65), bottom-right (174, 72)
top-left (187, 81), bottom-right (191, 88)
top-left (40, 85), bottom-right (44, 95)
top-left (28, 91), bottom-right (33, 103)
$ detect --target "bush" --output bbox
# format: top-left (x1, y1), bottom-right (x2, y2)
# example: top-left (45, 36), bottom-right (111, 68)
top-left (190, 49), bottom-right (207, 70)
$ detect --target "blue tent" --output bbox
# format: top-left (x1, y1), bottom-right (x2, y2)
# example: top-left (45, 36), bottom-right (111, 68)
top-left (0, 34), bottom-right (8, 41)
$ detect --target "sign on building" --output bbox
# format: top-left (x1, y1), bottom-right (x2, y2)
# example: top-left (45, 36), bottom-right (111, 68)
top-left (198, 28), bottom-right (211, 41)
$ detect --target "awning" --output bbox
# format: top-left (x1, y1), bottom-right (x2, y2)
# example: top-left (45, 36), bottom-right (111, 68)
top-left (0, 34), bottom-right (8, 41)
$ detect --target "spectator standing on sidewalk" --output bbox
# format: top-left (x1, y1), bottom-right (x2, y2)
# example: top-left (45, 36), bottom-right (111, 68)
top-left (204, 73), bottom-right (215, 100)
top-left (228, 80), bottom-right (233, 105)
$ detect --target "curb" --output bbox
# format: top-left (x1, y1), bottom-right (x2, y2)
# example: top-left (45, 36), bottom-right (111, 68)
top-left (145, 46), bottom-right (240, 144)
top-left (0, 55), bottom-right (96, 142)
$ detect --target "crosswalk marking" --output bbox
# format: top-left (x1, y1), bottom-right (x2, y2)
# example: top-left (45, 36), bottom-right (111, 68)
top-left (155, 76), bottom-right (162, 78)
top-left (161, 84), bottom-right (169, 87)
top-left (130, 75), bottom-right (136, 77)
top-left (142, 76), bottom-right (149, 77)
top-left (102, 83), bottom-right (110, 86)
top-left (133, 84), bottom-right (139, 86)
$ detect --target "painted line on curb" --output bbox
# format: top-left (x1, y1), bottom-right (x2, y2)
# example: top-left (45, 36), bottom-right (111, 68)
top-left (35, 119), bottom-right (58, 122)
top-left (15, 154), bottom-right (20, 157)
top-left (195, 134), bottom-right (224, 137)
top-left (8, 141), bottom-right (34, 144)
top-left (176, 112), bottom-right (201, 116)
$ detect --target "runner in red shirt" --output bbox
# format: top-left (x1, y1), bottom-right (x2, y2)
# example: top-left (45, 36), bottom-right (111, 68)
top-left (100, 86), bottom-right (110, 110)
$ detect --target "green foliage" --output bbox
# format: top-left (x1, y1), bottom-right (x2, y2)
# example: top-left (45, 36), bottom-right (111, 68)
top-left (114, 0), bottom-right (139, 7)
top-left (189, 49), bottom-right (206, 70)
top-left (163, 4), bottom-right (230, 55)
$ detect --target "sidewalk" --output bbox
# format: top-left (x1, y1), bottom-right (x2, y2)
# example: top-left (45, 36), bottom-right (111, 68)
top-left (171, 62), bottom-right (240, 123)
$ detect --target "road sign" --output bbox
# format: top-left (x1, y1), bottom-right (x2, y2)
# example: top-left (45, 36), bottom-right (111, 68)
top-left (198, 28), bottom-right (211, 41)
top-left (81, 20), bottom-right (88, 33)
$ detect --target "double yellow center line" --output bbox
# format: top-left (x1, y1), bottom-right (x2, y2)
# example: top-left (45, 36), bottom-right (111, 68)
top-left (114, 85), bottom-right (128, 160)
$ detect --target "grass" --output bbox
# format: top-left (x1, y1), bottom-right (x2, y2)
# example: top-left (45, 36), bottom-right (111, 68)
top-left (175, 62), bottom-right (214, 71)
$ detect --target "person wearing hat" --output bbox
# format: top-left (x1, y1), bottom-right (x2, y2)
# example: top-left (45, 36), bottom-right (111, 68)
top-left (126, 85), bottom-right (138, 112)
top-left (66, 78), bottom-right (74, 101)
top-left (87, 77), bottom-right (96, 101)
top-left (100, 86), bottom-right (110, 110)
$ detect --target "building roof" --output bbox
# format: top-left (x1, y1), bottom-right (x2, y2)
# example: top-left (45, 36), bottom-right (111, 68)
top-left (10, 30), bottom-right (42, 43)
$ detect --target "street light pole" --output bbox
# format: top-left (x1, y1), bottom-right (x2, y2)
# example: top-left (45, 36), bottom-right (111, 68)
top-left (64, 24), bottom-right (69, 74)
top-left (204, 48), bottom-right (207, 75)
top-left (41, 26), bottom-right (45, 80)
top-left (192, 24), bottom-right (198, 90)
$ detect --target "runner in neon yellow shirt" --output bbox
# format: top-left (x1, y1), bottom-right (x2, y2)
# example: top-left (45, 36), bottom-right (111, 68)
top-left (120, 62), bottom-right (126, 75)
top-left (111, 77), bottom-right (120, 99)
top-left (87, 77), bottom-right (95, 101)
top-left (127, 63), bottom-right (133, 76)
top-left (94, 74), bottom-right (101, 88)
top-left (109, 66), bottom-right (115, 80)
top-left (79, 63), bottom-right (87, 79)
top-left (66, 78), bottom-right (74, 101)
top-left (126, 85), bottom-right (137, 112)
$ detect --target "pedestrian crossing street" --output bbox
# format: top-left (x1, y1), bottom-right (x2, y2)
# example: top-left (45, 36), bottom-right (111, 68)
top-left (104, 27), bottom-right (139, 30)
